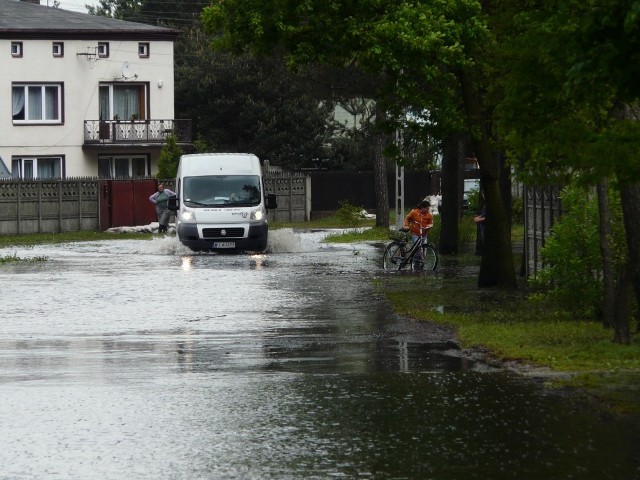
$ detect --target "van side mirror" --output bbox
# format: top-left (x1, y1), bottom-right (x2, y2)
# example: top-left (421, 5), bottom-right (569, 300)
top-left (265, 193), bottom-right (277, 210)
top-left (167, 196), bottom-right (178, 212)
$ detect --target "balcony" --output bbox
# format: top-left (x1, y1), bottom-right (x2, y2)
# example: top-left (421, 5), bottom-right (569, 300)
top-left (84, 119), bottom-right (192, 147)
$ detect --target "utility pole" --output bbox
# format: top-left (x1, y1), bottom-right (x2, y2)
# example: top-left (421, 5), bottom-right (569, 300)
top-left (395, 128), bottom-right (404, 229)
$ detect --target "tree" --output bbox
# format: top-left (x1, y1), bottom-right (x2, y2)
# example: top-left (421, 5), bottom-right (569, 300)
top-left (175, 47), bottom-right (334, 169)
top-left (203, 0), bottom-right (517, 287)
top-left (439, 133), bottom-right (465, 255)
top-left (90, 0), bottom-right (333, 171)
top-left (156, 135), bottom-right (182, 179)
top-left (495, 0), bottom-right (640, 341)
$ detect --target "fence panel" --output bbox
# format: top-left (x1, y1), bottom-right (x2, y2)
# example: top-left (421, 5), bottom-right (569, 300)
top-left (264, 174), bottom-right (310, 222)
top-left (524, 185), bottom-right (563, 278)
top-left (308, 170), bottom-right (434, 217)
top-left (0, 179), bottom-right (99, 235)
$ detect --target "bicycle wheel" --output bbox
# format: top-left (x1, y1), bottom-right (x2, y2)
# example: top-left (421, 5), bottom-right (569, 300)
top-left (383, 241), bottom-right (405, 271)
top-left (423, 244), bottom-right (439, 270)
top-left (410, 244), bottom-right (439, 271)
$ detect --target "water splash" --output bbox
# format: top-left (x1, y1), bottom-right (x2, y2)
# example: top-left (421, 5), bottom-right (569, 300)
top-left (149, 235), bottom-right (194, 256)
top-left (266, 228), bottom-right (305, 253)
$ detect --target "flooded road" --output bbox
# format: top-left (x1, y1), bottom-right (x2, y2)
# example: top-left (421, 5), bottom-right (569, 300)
top-left (0, 230), bottom-right (638, 480)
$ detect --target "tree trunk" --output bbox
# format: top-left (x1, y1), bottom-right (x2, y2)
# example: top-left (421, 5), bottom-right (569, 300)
top-left (614, 265), bottom-right (631, 344)
top-left (619, 181), bottom-right (640, 334)
top-left (475, 188), bottom-right (485, 255)
top-left (597, 179), bottom-right (615, 328)
top-left (372, 122), bottom-right (390, 228)
top-left (458, 70), bottom-right (517, 289)
top-left (439, 133), bottom-right (463, 254)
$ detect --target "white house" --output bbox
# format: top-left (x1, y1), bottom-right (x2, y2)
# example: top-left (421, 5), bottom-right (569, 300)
top-left (0, 0), bottom-right (190, 179)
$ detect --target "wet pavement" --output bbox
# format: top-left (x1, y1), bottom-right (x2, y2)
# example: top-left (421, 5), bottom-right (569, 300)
top-left (0, 229), bottom-right (638, 479)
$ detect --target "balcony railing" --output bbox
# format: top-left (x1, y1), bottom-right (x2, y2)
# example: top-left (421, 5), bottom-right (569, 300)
top-left (84, 119), bottom-right (192, 145)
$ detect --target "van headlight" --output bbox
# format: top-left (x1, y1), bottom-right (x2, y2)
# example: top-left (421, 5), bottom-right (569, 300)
top-left (251, 208), bottom-right (265, 221)
top-left (179, 209), bottom-right (196, 224)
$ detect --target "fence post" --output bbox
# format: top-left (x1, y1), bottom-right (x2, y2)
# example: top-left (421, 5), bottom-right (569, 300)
top-left (78, 180), bottom-right (82, 229)
top-left (305, 176), bottom-right (311, 221)
top-left (37, 181), bottom-right (43, 234)
top-left (289, 177), bottom-right (294, 222)
top-left (58, 181), bottom-right (63, 233)
top-left (16, 182), bottom-right (21, 235)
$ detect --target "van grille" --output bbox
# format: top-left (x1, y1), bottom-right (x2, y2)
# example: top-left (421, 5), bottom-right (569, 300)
top-left (202, 227), bottom-right (245, 238)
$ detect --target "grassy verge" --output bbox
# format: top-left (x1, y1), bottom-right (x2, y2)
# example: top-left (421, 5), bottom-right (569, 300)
top-left (291, 214), bottom-right (639, 417)
top-left (0, 231), bottom-right (153, 248)
top-left (0, 231), bottom-right (153, 264)
top-left (375, 259), bottom-right (640, 417)
top-left (271, 215), bottom-right (378, 230)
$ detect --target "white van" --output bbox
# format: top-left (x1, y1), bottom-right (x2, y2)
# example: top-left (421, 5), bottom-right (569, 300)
top-left (168, 153), bottom-right (277, 252)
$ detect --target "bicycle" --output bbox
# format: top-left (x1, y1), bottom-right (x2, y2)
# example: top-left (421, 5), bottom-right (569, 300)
top-left (382, 223), bottom-right (439, 272)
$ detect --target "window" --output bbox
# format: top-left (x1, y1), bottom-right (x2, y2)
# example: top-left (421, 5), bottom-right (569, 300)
top-left (12, 157), bottom-right (63, 179)
top-left (99, 155), bottom-right (149, 179)
top-left (12, 83), bottom-right (63, 123)
top-left (138, 42), bottom-right (149, 58)
top-left (97, 42), bottom-right (109, 58)
top-left (52, 42), bottom-right (64, 57)
top-left (11, 42), bottom-right (23, 57)
top-left (99, 83), bottom-right (147, 121)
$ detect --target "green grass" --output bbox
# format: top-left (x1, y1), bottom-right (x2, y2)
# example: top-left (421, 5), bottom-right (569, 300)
top-left (0, 252), bottom-right (49, 264)
top-left (323, 226), bottom-right (392, 243)
top-left (308, 214), bottom-right (489, 253)
top-left (271, 214), bottom-right (379, 230)
top-left (375, 271), bottom-right (640, 416)
top-left (0, 231), bottom-right (153, 248)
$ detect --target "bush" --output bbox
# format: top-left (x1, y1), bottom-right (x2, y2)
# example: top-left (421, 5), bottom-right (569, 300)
top-left (467, 188), bottom-right (480, 213)
top-left (512, 196), bottom-right (524, 224)
top-left (335, 200), bottom-right (366, 227)
top-left (530, 183), bottom-right (626, 318)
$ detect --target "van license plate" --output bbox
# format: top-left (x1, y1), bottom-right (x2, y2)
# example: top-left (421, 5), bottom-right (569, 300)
top-left (213, 241), bottom-right (235, 248)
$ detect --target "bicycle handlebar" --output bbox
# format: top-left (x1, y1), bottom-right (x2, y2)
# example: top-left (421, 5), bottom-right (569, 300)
top-left (403, 220), bottom-right (433, 234)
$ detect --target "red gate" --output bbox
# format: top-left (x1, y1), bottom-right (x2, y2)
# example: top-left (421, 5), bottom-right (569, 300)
top-left (99, 179), bottom-right (158, 230)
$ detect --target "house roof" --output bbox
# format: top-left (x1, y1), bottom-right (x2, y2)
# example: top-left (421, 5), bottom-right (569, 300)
top-left (0, 0), bottom-right (180, 40)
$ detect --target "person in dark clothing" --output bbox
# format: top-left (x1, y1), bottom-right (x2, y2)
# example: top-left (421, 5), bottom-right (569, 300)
top-left (474, 196), bottom-right (486, 242)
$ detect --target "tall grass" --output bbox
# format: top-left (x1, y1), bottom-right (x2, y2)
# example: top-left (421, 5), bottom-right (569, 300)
top-left (0, 252), bottom-right (49, 264)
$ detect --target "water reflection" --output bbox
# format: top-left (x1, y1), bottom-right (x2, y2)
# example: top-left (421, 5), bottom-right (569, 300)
top-left (181, 256), bottom-right (193, 271)
top-left (250, 253), bottom-right (266, 270)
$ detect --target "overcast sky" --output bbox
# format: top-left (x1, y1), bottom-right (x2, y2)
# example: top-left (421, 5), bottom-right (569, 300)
top-left (40, 0), bottom-right (98, 13)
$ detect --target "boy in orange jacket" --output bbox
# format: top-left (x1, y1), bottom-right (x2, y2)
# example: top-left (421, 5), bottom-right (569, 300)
top-left (403, 200), bottom-right (433, 244)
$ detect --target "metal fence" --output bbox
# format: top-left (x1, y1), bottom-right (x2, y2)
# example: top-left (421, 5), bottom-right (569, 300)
top-left (83, 119), bottom-right (192, 145)
top-left (523, 185), bottom-right (564, 278)
top-left (308, 170), bottom-right (433, 216)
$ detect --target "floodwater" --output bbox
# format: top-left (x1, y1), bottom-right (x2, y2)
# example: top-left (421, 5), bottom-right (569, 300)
top-left (0, 230), bottom-right (638, 480)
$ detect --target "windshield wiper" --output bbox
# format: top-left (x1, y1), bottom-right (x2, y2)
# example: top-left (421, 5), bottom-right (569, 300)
top-left (185, 200), bottom-right (211, 207)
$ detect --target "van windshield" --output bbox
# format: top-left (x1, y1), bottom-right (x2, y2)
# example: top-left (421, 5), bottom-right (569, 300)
top-left (183, 175), bottom-right (261, 207)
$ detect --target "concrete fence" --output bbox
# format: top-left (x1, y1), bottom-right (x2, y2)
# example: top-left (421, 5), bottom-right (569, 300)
top-left (0, 173), bottom-right (311, 235)
top-left (0, 178), bottom-right (100, 235)
top-left (264, 173), bottom-right (311, 223)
